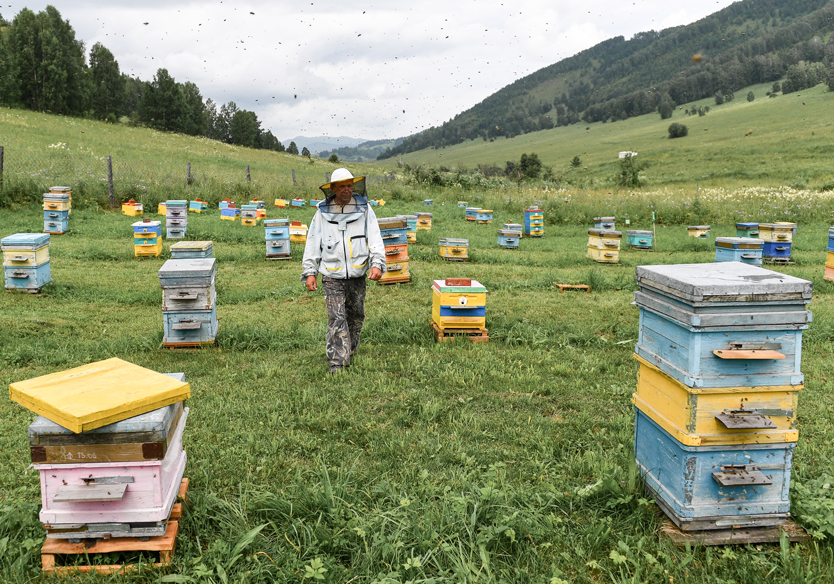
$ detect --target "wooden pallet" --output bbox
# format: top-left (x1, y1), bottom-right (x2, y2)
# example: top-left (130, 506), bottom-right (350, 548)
top-left (660, 518), bottom-right (809, 547)
top-left (764, 258), bottom-right (796, 265)
top-left (163, 340), bottom-right (215, 349)
top-left (431, 321), bottom-right (488, 343)
top-left (265, 255), bottom-right (292, 261)
top-left (41, 479), bottom-right (189, 574)
top-left (378, 276), bottom-right (411, 285)
top-left (443, 258), bottom-right (468, 262)
top-left (5, 287), bottom-right (44, 294)
top-left (554, 284), bottom-right (590, 293)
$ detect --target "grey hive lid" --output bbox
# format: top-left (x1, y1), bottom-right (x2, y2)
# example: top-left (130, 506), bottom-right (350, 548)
top-left (715, 237), bottom-right (764, 245)
top-left (1, 233), bottom-right (50, 248)
top-left (627, 230), bottom-right (653, 235)
top-left (159, 258), bottom-right (216, 278)
top-left (636, 263), bottom-right (812, 301)
top-left (594, 216), bottom-right (615, 222)
top-left (687, 225), bottom-right (711, 229)
top-left (498, 229), bottom-right (521, 236)
top-left (588, 228), bottom-right (622, 236)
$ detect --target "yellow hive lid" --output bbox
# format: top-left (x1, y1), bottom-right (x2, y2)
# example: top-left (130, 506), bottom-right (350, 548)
top-left (9, 358), bottom-right (191, 433)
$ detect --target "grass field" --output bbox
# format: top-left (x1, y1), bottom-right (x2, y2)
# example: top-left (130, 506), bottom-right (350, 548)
top-left (3, 197), bottom-right (834, 582)
top-left (388, 82), bottom-right (834, 192)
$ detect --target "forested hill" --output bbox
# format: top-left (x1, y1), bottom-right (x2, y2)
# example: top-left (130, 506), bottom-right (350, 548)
top-left (379, 0), bottom-right (834, 160)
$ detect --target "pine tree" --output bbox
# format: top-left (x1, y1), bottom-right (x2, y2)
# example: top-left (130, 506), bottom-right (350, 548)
top-left (88, 43), bottom-right (123, 120)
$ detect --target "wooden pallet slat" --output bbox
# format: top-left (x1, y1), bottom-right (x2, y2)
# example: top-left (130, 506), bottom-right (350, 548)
top-left (660, 518), bottom-right (809, 547)
top-left (554, 284), bottom-right (590, 293)
top-left (431, 322), bottom-right (489, 343)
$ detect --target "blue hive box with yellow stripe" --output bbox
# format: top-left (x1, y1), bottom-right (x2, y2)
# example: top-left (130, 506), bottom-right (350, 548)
top-left (2, 233), bottom-right (52, 292)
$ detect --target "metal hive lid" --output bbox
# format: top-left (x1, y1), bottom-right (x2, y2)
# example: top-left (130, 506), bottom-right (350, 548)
top-left (1, 233), bottom-right (51, 247)
top-left (636, 263), bottom-right (812, 302)
top-left (158, 258), bottom-right (216, 278)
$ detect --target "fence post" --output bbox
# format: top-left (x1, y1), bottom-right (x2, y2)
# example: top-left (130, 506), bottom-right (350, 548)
top-left (107, 155), bottom-right (115, 208)
top-left (187, 162), bottom-right (192, 185)
top-left (0, 146), bottom-right (4, 186)
top-left (246, 165), bottom-right (251, 183)
top-left (325, 172), bottom-right (329, 183)
top-left (292, 169), bottom-right (296, 186)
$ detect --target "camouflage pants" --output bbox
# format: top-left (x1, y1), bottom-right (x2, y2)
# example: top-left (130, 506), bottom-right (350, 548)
top-left (322, 276), bottom-right (366, 369)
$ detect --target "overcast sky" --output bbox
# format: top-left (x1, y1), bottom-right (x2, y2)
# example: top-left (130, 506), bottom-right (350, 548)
top-left (7, 1), bottom-right (738, 143)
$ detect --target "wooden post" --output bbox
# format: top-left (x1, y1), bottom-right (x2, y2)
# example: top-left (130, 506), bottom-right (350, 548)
top-left (107, 156), bottom-right (115, 208)
top-left (246, 165), bottom-right (251, 183)
top-left (187, 162), bottom-right (192, 185)
top-left (0, 146), bottom-right (4, 186)
top-left (325, 172), bottom-right (329, 182)
top-left (291, 169), bottom-right (296, 186)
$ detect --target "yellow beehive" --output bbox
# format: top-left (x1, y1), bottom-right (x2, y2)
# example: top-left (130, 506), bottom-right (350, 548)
top-left (43, 200), bottom-right (71, 212)
top-left (759, 223), bottom-right (794, 243)
top-left (587, 247), bottom-right (619, 263)
top-left (3, 245), bottom-right (50, 267)
top-left (134, 241), bottom-right (163, 257)
top-left (827, 250), bottom-right (834, 269)
top-left (242, 218), bottom-right (258, 227)
top-left (158, 203), bottom-right (167, 215)
top-left (290, 223), bottom-right (308, 243)
top-left (381, 261), bottom-right (410, 282)
top-left (121, 200), bottom-right (143, 216)
top-left (9, 358), bottom-right (191, 433)
top-left (275, 199), bottom-right (288, 208)
top-left (431, 278), bottom-right (487, 330)
top-left (632, 355), bottom-right (799, 446)
top-left (416, 213), bottom-right (432, 231)
top-left (687, 225), bottom-right (711, 238)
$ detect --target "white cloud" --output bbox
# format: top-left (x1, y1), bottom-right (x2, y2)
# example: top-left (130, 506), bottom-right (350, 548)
top-left (17, 0), bottom-right (738, 140)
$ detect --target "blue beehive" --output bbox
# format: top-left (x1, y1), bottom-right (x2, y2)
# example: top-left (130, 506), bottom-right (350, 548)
top-left (379, 226), bottom-right (408, 246)
top-left (162, 306), bottom-right (218, 345)
top-left (465, 207), bottom-right (481, 222)
top-left (2, 233), bottom-right (52, 292)
top-left (762, 242), bottom-right (792, 259)
top-left (170, 241), bottom-right (213, 259)
top-left (220, 206), bottom-right (240, 220)
top-left (593, 216), bottom-right (615, 230)
top-left (476, 209), bottom-right (494, 223)
top-left (714, 237), bottom-right (763, 267)
top-left (627, 230), bottom-right (653, 249)
top-left (158, 259), bottom-right (217, 347)
top-left (634, 408), bottom-right (794, 531)
top-left (497, 229), bottom-right (520, 249)
top-left (828, 226), bottom-right (834, 252)
top-left (736, 222), bottom-right (760, 238)
top-left (424, 199), bottom-right (433, 206)
top-left (264, 218), bottom-right (291, 259)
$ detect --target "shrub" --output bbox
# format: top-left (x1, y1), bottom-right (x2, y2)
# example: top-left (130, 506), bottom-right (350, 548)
top-left (668, 123), bottom-right (688, 138)
top-left (328, 153), bottom-right (338, 163)
top-left (747, 91), bottom-right (755, 102)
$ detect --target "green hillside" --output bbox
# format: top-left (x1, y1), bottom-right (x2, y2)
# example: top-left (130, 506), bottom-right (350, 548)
top-left (385, 81), bottom-right (834, 190)
top-left (0, 107), bottom-right (394, 208)
top-left (380, 0), bottom-right (834, 158)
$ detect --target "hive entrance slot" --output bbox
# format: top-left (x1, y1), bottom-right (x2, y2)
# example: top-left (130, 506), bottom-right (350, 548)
top-left (712, 465), bottom-right (773, 487)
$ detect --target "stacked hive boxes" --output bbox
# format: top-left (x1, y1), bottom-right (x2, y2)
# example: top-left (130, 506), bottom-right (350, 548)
top-left (632, 263), bottom-right (811, 532)
top-left (465, 207), bottom-right (481, 222)
top-left (43, 191), bottom-right (70, 234)
top-left (439, 237), bottom-right (469, 261)
top-left (378, 217), bottom-right (410, 284)
top-left (524, 208), bottom-right (544, 237)
top-left (476, 209), bottom-right (494, 224)
top-left (587, 229), bottom-right (622, 263)
top-left (252, 200), bottom-right (267, 219)
top-left (289, 221), bottom-right (308, 243)
top-left (2, 233), bottom-right (51, 293)
top-left (826, 227), bottom-right (834, 282)
top-left (594, 216), bottom-right (615, 230)
top-left (736, 222), bottom-right (760, 238)
top-left (159, 259), bottom-right (218, 347)
top-left (220, 203), bottom-right (239, 221)
top-left (9, 359), bottom-right (190, 542)
top-left (166, 200), bottom-right (188, 239)
top-left (121, 199), bottom-right (143, 216)
top-left (189, 199), bottom-right (208, 213)
top-left (133, 219), bottom-right (163, 258)
top-left (170, 241), bottom-right (213, 259)
top-left (714, 237), bottom-right (763, 267)
top-left (48, 186), bottom-right (72, 214)
top-left (687, 225), bottom-right (711, 238)
top-left (497, 227), bottom-right (520, 249)
top-left (264, 218), bottom-right (291, 260)
top-left (627, 230), bottom-right (653, 250)
top-left (240, 204), bottom-right (259, 227)
top-left (760, 223), bottom-right (794, 262)
top-left (416, 212), bottom-right (432, 230)
top-left (431, 278), bottom-right (487, 331)
top-left (400, 214), bottom-right (418, 243)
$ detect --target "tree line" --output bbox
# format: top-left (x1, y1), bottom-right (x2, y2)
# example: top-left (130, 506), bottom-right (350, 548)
top-left (0, 6), bottom-right (291, 152)
top-left (378, 0), bottom-right (834, 160)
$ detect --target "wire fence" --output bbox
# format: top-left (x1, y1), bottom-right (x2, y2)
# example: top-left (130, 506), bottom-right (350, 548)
top-left (0, 145), bottom-right (400, 209)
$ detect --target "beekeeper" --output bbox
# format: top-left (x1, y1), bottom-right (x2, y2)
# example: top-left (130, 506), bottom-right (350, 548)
top-left (301, 168), bottom-right (386, 373)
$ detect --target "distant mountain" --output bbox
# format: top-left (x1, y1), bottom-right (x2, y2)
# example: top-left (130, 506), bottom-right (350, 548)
top-left (379, 0), bottom-right (834, 159)
top-left (283, 135), bottom-right (368, 154)
top-left (317, 137), bottom-right (406, 162)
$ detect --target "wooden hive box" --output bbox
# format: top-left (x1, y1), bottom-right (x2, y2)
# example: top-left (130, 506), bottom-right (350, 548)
top-left (162, 280), bottom-right (216, 311)
top-left (384, 243), bottom-right (409, 263)
top-left (632, 354), bottom-right (799, 447)
top-left (170, 241), bottom-right (213, 260)
top-left (687, 225), bottom-right (711, 238)
top-left (438, 237), bottom-right (469, 260)
top-left (465, 207), bottom-right (481, 221)
top-left (266, 240), bottom-right (291, 258)
top-left (524, 209), bottom-right (544, 237)
top-left (134, 242), bottom-right (163, 258)
top-left (497, 229), bottom-right (520, 248)
top-left (424, 199), bottom-right (433, 206)
top-left (274, 198), bottom-right (288, 208)
top-left (476, 209), bottom-right (494, 223)
top-left (158, 258), bottom-right (215, 288)
top-left (310, 199), bottom-right (324, 207)
top-left (432, 278), bottom-right (486, 329)
top-left (4, 262), bottom-right (52, 290)
top-left (188, 200), bottom-right (204, 213)
top-left (587, 228), bottom-right (622, 250)
top-left (264, 219), bottom-right (291, 240)
top-left (9, 358), bottom-right (191, 433)
top-left (291, 198), bottom-right (306, 208)
top-left (132, 220), bottom-right (162, 238)
top-left (218, 199), bottom-right (231, 209)
top-left (220, 206), bottom-right (239, 220)
top-left (289, 222), bottom-right (308, 242)
top-left (381, 261), bottom-right (410, 282)
top-left (43, 216), bottom-right (68, 234)
top-left (163, 307), bottom-right (218, 346)
top-left (587, 247), bottom-right (619, 263)
top-left (762, 242), bottom-right (792, 258)
top-left (2, 233), bottom-right (50, 269)
top-left (714, 237), bottom-right (763, 266)
top-left (457, 201), bottom-right (468, 207)
top-left (37, 409), bottom-right (187, 527)
top-left (627, 230), bottom-right (653, 249)
top-left (736, 222), bottom-right (760, 238)
top-left (593, 216), bottom-right (615, 230)
top-left (415, 212), bottom-right (432, 230)
top-left (121, 200), bottom-right (143, 216)
top-left (758, 223), bottom-right (794, 243)
top-left (157, 203), bottom-right (167, 215)
top-left (634, 408), bottom-right (793, 531)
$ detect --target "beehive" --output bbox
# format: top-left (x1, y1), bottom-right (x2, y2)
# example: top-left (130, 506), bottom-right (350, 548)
top-left (399, 214), bottom-right (418, 243)
top-left (49, 186), bottom-right (71, 215)
top-left (465, 207), bottom-right (481, 222)
top-left (524, 208), bottom-right (544, 237)
top-left (457, 201), bottom-right (468, 207)
top-left (627, 230), bottom-right (653, 250)
top-left (632, 262), bottom-right (812, 532)
top-left (687, 225), bottom-right (711, 238)
top-left (424, 199), bottom-right (433, 206)
top-left (431, 278), bottom-right (487, 330)
top-left (157, 203), bottom-right (167, 215)
top-left (188, 199), bottom-right (208, 213)
top-left (439, 237), bottom-right (469, 261)
top-left (2, 233), bottom-right (51, 292)
top-left (165, 200), bottom-right (188, 239)
top-left (170, 241), bottom-right (213, 259)
top-left (220, 204), bottom-right (240, 221)
top-left (218, 199), bottom-right (232, 209)
top-left (121, 199), bottom-right (144, 216)
top-left (289, 221), bottom-right (308, 243)
top-left (264, 218), bottom-right (291, 260)
top-left (826, 226), bottom-right (834, 282)
top-left (587, 229), bottom-right (621, 263)
top-left (476, 209), bottom-right (494, 224)
top-left (310, 199), bottom-right (324, 207)
top-left (593, 216), bottom-right (615, 230)
top-left (275, 198), bottom-right (288, 208)
top-left (714, 237), bottom-right (763, 267)
top-left (291, 198), bottom-right (306, 208)
top-left (497, 229), bottom-right (520, 249)
top-left (416, 212), bottom-right (432, 230)
top-left (43, 192), bottom-right (70, 234)
top-left (158, 259), bottom-right (218, 347)
top-left (378, 217), bottom-right (410, 283)
top-left (736, 222), bottom-right (760, 238)
top-left (132, 220), bottom-right (162, 258)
